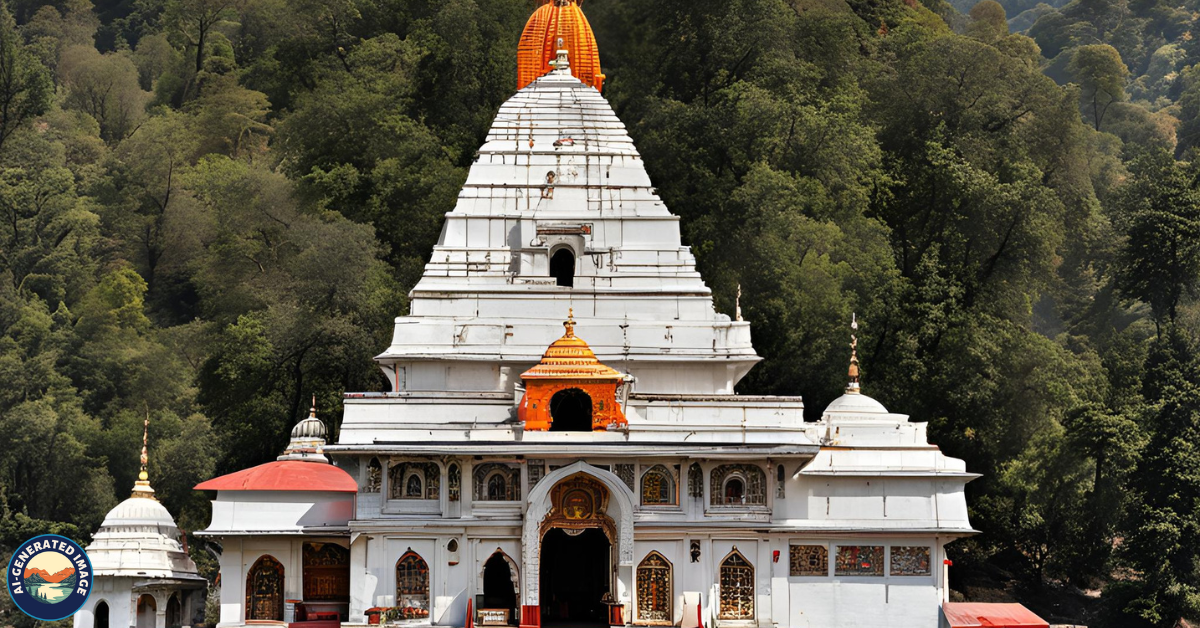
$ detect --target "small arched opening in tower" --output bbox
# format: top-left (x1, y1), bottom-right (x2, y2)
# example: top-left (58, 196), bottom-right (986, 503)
top-left (550, 248), bottom-right (575, 287)
top-left (549, 388), bottom-right (592, 431)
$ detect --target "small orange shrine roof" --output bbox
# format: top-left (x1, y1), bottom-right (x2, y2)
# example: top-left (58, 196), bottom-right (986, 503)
top-left (521, 310), bottom-right (624, 381)
top-left (517, 0), bottom-right (605, 91)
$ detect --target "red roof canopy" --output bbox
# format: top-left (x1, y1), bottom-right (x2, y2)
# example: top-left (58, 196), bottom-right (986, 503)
top-left (942, 603), bottom-right (1049, 628)
top-left (195, 461), bottom-right (357, 493)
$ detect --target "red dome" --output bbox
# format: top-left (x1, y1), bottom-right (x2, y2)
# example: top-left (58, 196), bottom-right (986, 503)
top-left (194, 460), bottom-right (357, 492)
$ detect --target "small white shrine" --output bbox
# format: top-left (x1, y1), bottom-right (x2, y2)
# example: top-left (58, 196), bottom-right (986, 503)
top-left (74, 421), bottom-right (207, 628)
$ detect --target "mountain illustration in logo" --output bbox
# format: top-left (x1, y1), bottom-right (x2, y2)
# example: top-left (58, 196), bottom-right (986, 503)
top-left (24, 567), bottom-right (76, 583)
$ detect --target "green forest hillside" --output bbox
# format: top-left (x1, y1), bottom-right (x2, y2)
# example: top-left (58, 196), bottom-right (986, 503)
top-left (1, 0), bottom-right (1199, 626)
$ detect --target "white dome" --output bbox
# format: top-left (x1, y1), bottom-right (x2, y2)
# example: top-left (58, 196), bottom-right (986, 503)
top-left (86, 496), bottom-right (201, 580)
top-left (101, 496), bottom-right (178, 528)
top-left (823, 392), bottom-right (890, 417)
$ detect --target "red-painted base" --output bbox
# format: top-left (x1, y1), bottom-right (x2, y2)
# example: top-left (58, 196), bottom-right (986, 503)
top-left (520, 605), bottom-right (540, 628)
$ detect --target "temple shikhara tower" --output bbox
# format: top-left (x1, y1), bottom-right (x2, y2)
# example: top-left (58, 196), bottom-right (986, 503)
top-left (185, 2), bottom-right (977, 627)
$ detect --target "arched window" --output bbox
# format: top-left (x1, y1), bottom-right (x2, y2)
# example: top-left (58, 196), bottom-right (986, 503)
top-left (137, 595), bottom-right (157, 628)
top-left (473, 464), bottom-right (520, 501)
top-left (166, 593), bottom-right (181, 628)
top-left (95, 601), bottom-right (110, 628)
top-left (364, 458), bottom-right (381, 493)
top-left (550, 248), bottom-right (575, 287)
top-left (718, 550), bottom-right (754, 620)
top-left (246, 555), bottom-right (284, 621)
top-left (549, 388), bottom-right (592, 431)
top-left (641, 465), bottom-right (676, 506)
top-left (709, 465), bottom-right (765, 506)
top-left (388, 462), bottom-right (439, 500)
top-left (637, 552), bottom-right (673, 623)
top-left (395, 550), bottom-right (430, 619)
top-left (487, 472), bottom-right (509, 500)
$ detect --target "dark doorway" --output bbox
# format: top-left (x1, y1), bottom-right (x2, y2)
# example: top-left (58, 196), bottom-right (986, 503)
top-left (540, 528), bottom-right (610, 626)
top-left (550, 389), bottom-right (592, 432)
top-left (482, 553), bottom-right (517, 624)
top-left (95, 601), bottom-right (109, 628)
top-left (550, 249), bottom-right (575, 287)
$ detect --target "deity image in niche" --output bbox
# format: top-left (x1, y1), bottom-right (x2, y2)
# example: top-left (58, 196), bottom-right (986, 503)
top-left (562, 489), bottom-right (593, 519)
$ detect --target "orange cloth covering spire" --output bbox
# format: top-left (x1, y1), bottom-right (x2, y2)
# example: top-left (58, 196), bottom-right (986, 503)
top-left (519, 311), bottom-right (627, 431)
top-left (517, 0), bottom-right (605, 91)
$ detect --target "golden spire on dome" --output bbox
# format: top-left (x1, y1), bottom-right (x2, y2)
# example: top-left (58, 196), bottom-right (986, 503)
top-left (132, 415), bottom-right (155, 498)
top-left (846, 313), bottom-right (861, 394)
top-left (564, 308), bottom-right (576, 337)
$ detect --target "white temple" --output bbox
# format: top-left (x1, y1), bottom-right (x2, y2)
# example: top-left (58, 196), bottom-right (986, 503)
top-left (74, 420), bottom-right (207, 628)
top-left (192, 14), bottom-right (978, 628)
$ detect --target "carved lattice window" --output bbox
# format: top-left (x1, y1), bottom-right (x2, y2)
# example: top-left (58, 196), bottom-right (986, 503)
top-left (363, 458), bottom-right (381, 493)
top-left (889, 546), bottom-right (931, 576)
top-left (640, 465), bottom-right (676, 506)
top-left (395, 550), bottom-right (430, 617)
top-left (709, 465), bottom-right (765, 506)
top-left (688, 464), bottom-right (703, 498)
top-left (637, 552), bottom-right (672, 623)
top-left (473, 463), bottom-right (520, 501)
top-left (447, 463), bottom-right (461, 502)
top-left (388, 462), bottom-right (439, 500)
top-left (303, 543), bottom-right (350, 601)
top-left (789, 545), bottom-right (828, 577)
top-left (528, 459), bottom-right (545, 490)
top-left (835, 546), bottom-right (884, 576)
top-left (615, 464), bottom-right (635, 491)
top-left (718, 550), bottom-right (754, 620)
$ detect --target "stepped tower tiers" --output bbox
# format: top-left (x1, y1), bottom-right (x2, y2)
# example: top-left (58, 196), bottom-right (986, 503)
top-left (308, 32), bottom-right (978, 628)
top-left (346, 47), bottom-right (769, 450)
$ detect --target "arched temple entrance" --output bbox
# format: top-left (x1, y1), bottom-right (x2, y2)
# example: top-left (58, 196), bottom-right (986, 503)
top-left (483, 551), bottom-right (519, 625)
top-left (540, 528), bottom-right (610, 625)
top-left (521, 463), bottom-right (634, 628)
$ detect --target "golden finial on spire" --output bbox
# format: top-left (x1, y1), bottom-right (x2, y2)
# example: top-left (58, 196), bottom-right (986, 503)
top-left (564, 308), bottom-right (576, 337)
top-left (310, 394), bottom-right (317, 418)
top-left (847, 313), bottom-right (861, 394)
top-left (132, 414), bottom-right (156, 498)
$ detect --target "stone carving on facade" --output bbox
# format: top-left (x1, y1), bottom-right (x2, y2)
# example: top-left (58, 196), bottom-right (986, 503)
top-left (614, 464), bottom-right (634, 492)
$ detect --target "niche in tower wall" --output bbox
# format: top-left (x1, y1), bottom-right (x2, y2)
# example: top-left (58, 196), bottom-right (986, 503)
top-left (303, 542), bottom-right (350, 602)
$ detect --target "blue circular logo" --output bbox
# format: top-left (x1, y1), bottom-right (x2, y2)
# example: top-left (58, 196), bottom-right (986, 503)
top-left (6, 534), bottom-right (92, 621)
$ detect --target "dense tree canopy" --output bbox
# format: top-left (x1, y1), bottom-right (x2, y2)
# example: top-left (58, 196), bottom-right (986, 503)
top-left (0, 0), bottom-right (1199, 626)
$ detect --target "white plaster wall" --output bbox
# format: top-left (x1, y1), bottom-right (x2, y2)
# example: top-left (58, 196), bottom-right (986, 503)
top-left (205, 492), bottom-right (352, 534)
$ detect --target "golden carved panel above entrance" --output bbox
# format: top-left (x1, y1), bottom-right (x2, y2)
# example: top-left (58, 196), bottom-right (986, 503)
top-left (540, 474), bottom-right (615, 542)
